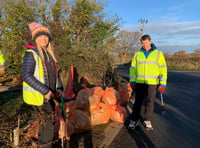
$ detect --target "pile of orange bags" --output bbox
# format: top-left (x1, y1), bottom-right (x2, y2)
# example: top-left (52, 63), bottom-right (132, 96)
top-left (26, 83), bottom-right (132, 141)
top-left (58, 84), bottom-right (132, 140)
top-left (118, 83), bottom-right (133, 106)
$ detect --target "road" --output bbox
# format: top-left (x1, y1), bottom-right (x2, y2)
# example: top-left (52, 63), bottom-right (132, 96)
top-left (110, 70), bottom-right (200, 148)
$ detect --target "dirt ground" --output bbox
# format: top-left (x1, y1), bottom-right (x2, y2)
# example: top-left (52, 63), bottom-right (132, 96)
top-left (65, 129), bottom-right (105, 148)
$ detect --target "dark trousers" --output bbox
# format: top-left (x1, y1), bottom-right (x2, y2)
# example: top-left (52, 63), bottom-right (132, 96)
top-left (130, 83), bottom-right (157, 121)
top-left (32, 99), bottom-right (55, 148)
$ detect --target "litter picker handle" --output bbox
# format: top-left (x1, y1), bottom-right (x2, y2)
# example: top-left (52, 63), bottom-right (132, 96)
top-left (60, 95), bottom-right (66, 121)
top-left (160, 93), bottom-right (164, 106)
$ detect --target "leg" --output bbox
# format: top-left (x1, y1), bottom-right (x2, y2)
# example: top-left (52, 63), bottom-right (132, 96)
top-left (144, 85), bottom-right (157, 121)
top-left (129, 83), bottom-right (146, 121)
top-left (38, 100), bottom-right (55, 148)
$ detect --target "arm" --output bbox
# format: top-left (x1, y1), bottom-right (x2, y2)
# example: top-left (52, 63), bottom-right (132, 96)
top-left (129, 53), bottom-right (137, 86)
top-left (158, 51), bottom-right (167, 87)
top-left (22, 51), bottom-right (50, 95)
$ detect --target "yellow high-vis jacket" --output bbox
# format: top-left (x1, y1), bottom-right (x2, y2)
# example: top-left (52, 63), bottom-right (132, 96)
top-left (23, 49), bottom-right (45, 106)
top-left (129, 46), bottom-right (167, 86)
top-left (0, 50), bottom-right (5, 68)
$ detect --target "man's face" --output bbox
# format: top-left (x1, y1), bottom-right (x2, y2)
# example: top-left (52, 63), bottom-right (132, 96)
top-left (141, 39), bottom-right (151, 51)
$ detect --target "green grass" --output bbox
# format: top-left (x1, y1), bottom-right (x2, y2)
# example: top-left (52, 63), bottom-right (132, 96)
top-left (167, 65), bottom-right (200, 70)
top-left (0, 91), bottom-right (23, 119)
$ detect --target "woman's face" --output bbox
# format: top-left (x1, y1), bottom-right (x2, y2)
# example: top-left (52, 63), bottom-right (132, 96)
top-left (35, 35), bottom-right (49, 49)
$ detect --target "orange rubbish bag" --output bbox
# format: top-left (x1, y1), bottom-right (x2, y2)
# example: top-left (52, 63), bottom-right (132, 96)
top-left (90, 102), bottom-right (111, 126)
top-left (75, 87), bottom-right (103, 111)
top-left (69, 110), bottom-right (91, 133)
top-left (110, 105), bottom-right (127, 123)
top-left (101, 87), bottom-right (120, 106)
top-left (64, 100), bottom-right (76, 117)
top-left (118, 83), bottom-right (133, 106)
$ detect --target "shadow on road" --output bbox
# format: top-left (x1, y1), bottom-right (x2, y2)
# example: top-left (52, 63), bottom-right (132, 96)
top-left (154, 93), bottom-right (167, 118)
top-left (68, 131), bottom-right (93, 148)
top-left (127, 126), bottom-right (156, 148)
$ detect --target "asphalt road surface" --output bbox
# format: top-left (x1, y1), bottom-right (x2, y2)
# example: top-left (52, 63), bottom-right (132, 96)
top-left (110, 70), bottom-right (200, 148)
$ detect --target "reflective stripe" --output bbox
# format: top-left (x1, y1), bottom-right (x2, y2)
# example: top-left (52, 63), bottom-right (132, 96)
top-left (160, 78), bottom-right (167, 81)
top-left (137, 61), bottom-right (157, 65)
top-left (136, 51), bottom-right (160, 66)
top-left (135, 52), bottom-right (139, 62)
top-left (159, 65), bottom-right (167, 68)
top-left (130, 66), bottom-right (136, 69)
top-left (27, 50), bottom-right (45, 84)
top-left (130, 76), bottom-right (136, 79)
top-left (32, 51), bottom-right (40, 77)
top-left (23, 86), bottom-right (41, 94)
top-left (0, 53), bottom-right (2, 55)
top-left (156, 51), bottom-right (160, 64)
top-left (137, 75), bottom-right (158, 79)
top-left (0, 63), bottom-right (5, 65)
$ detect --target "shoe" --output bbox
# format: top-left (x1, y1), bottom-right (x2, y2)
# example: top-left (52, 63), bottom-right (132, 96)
top-left (128, 120), bottom-right (138, 130)
top-left (143, 120), bottom-right (153, 130)
top-left (124, 118), bottom-right (130, 128)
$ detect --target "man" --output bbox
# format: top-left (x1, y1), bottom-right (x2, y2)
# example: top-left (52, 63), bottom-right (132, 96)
top-left (128, 34), bottom-right (167, 130)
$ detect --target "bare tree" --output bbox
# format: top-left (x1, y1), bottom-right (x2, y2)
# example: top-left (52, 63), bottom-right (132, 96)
top-left (164, 52), bottom-right (172, 58)
top-left (173, 50), bottom-right (189, 58)
top-left (192, 48), bottom-right (200, 57)
top-left (114, 30), bottom-right (141, 64)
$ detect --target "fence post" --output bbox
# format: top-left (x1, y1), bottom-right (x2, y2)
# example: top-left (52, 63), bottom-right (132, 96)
top-left (13, 116), bottom-right (20, 147)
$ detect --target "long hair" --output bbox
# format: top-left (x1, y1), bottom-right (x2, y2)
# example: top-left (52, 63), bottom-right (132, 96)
top-left (36, 42), bottom-right (57, 63)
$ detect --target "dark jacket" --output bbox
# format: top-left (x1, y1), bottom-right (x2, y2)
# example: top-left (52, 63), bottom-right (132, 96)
top-left (22, 41), bottom-right (63, 95)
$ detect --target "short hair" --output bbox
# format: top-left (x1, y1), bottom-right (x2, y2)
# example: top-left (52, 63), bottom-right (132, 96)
top-left (140, 34), bottom-right (151, 41)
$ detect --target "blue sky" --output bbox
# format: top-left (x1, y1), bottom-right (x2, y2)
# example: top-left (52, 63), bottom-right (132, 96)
top-left (104, 0), bottom-right (200, 54)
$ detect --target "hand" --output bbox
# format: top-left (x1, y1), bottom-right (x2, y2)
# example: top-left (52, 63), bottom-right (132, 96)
top-left (158, 86), bottom-right (165, 93)
top-left (130, 82), bottom-right (136, 90)
top-left (45, 91), bottom-right (52, 101)
top-left (54, 89), bottom-right (63, 98)
top-left (130, 84), bottom-right (135, 89)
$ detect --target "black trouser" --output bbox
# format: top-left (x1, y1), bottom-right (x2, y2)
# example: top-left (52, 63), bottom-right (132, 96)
top-left (32, 99), bottom-right (55, 148)
top-left (130, 83), bottom-right (157, 121)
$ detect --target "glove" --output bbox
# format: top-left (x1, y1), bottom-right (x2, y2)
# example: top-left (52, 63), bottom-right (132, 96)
top-left (54, 89), bottom-right (63, 102)
top-left (130, 84), bottom-right (135, 89)
top-left (130, 82), bottom-right (136, 90)
top-left (158, 86), bottom-right (165, 93)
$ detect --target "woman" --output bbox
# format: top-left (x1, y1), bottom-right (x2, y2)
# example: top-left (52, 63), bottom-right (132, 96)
top-left (22, 22), bottom-right (63, 147)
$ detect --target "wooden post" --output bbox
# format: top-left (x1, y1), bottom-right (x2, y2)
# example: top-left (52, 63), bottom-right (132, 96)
top-left (13, 116), bottom-right (20, 147)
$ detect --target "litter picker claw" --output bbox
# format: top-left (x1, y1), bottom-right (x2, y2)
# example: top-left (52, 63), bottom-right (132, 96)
top-left (160, 93), bottom-right (167, 117)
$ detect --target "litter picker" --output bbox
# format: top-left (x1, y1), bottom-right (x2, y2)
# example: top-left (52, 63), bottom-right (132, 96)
top-left (60, 95), bottom-right (66, 122)
top-left (160, 93), bottom-right (167, 117)
top-left (60, 95), bottom-right (66, 148)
